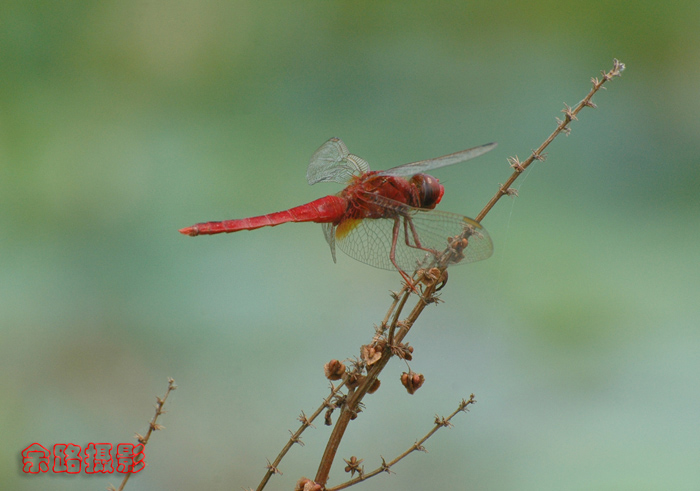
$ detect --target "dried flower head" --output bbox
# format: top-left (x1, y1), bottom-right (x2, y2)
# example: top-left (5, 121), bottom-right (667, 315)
top-left (361, 339), bottom-right (386, 366)
top-left (345, 372), bottom-right (365, 390)
top-left (392, 342), bottom-right (414, 361)
top-left (323, 359), bottom-right (346, 381)
top-left (367, 378), bottom-right (381, 394)
top-left (295, 477), bottom-right (323, 491)
top-left (344, 456), bottom-right (364, 477)
top-left (400, 371), bottom-right (425, 395)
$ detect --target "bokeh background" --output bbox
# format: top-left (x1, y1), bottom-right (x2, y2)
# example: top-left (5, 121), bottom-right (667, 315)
top-left (2, 1), bottom-right (699, 490)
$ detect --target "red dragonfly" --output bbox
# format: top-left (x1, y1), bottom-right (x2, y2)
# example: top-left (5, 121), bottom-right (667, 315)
top-left (180, 138), bottom-right (496, 283)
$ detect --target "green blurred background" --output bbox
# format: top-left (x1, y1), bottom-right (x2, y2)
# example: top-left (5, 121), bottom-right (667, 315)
top-left (2, 1), bottom-right (699, 490)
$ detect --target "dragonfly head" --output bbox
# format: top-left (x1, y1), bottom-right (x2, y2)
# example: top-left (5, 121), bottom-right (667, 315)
top-left (410, 174), bottom-right (444, 209)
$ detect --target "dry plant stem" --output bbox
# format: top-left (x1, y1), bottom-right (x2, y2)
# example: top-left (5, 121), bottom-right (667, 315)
top-left (387, 285), bottom-right (412, 346)
top-left (110, 378), bottom-right (177, 491)
top-left (252, 59), bottom-right (625, 490)
top-left (475, 58), bottom-right (625, 222)
top-left (381, 288), bottom-right (405, 328)
top-left (326, 395), bottom-right (476, 491)
top-left (313, 59), bottom-right (625, 489)
top-left (315, 281), bottom-right (438, 485)
top-left (255, 381), bottom-right (346, 491)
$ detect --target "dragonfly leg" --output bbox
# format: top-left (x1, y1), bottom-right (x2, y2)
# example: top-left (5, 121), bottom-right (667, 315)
top-left (391, 217), bottom-right (416, 288)
top-left (402, 216), bottom-right (439, 257)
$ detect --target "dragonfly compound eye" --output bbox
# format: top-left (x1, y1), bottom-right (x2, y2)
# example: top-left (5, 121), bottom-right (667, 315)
top-left (411, 174), bottom-right (444, 209)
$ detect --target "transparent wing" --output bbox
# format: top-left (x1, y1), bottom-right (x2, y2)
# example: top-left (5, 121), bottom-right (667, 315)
top-left (379, 142), bottom-right (497, 178)
top-left (322, 222), bottom-right (337, 263)
top-left (333, 208), bottom-right (493, 272)
top-left (307, 138), bottom-right (370, 185)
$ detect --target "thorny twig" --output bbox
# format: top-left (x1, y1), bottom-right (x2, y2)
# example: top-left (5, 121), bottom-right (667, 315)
top-left (255, 381), bottom-right (346, 491)
top-left (474, 58), bottom-right (625, 223)
top-left (314, 268), bottom-right (446, 485)
top-left (326, 395), bottom-right (476, 491)
top-left (259, 59), bottom-right (625, 491)
top-left (109, 378), bottom-right (177, 491)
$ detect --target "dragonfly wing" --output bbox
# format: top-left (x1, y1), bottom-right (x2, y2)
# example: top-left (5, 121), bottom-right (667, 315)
top-left (334, 208), bottom-right (493, 272)
top-left (322, 222), bottom-right (337, 263)
top-left (307, 138), bottom-right (371, 185)
top-left (379, 142), bottom-right (497, 178)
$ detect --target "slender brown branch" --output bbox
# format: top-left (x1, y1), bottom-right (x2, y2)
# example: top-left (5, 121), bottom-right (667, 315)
top-left (311, 59), bottom-right (626, 490)
top-left (326, 395), bottom-right (476, 491)
top-left (475, 58), bottom-right (625, 223)
top-left (255, 381), bottom-right (346, 491)
top-left (109, 378), bottom-right (177, 491)
top-left (314, 283), bottom-right (414, 485)
top-left (314, 356), bottom-right (390, 484)
top-left (381, 285), bottom-right (409, 329)
top-left (387, 287), bottom-right (412, 346)
top-left (288, 59), bottom-right (626, 491)
top-left (315, 277), bottom-right (441, 486)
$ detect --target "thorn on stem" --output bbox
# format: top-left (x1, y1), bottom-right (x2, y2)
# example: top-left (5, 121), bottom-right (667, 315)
top-left (555, 117), bottom-right (572, 135)
top-left (531, 150), bottom-right (547, 162)
top-left (562, 103), bottom-right (578, 121)
top-left (297, 411), bottom-right (315, 429)
top-left (380, 456), bottom-right (394, 474)
top-left (434, 415), bottom-right (453, 428)
top-left (508, 156), bottom-right (524, 172)
top-left (289, 430), bottom-right (305, 446)
top-left (612, 58), bottom-right (626, 75)
top-left (266, 459), bottom-right (282, 475)
top-left (458, 393), bottom-right (477, 411)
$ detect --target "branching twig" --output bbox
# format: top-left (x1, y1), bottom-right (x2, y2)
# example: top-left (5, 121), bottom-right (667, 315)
top-left (475, 58), bottom-right (625, 223)
top-left (314, 275), bottom-right (442, 486)
top-left (259, 59), bottom-right (625, 491)
top-left (326, 395), bottom-right (476, 491)
top-left (109, 378), bottom-right (177, 491)
top-left (255, 381), bottom-right (346, 491)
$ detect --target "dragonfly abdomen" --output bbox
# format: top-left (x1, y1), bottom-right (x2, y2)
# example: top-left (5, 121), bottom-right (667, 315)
top-left (179, 196), bottom-right (346, 236)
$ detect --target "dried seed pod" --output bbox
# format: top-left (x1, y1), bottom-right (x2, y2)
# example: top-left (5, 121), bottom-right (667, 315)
top-left (400, 371), bottom-right (425, 395)
top-left (361, 340), bottom-right (385, 365)
top-left (344, 456), bottom-right (364, 477)
top-left (394, 343), bottom-right (414, 361)
top-left (324, 359), bottom-right (346, 380)
top-left (345, 372), bottom-right (365, 390)
top-left (295, 477), bottom-right (323, 491)
top-left (367, 378), bottom-right (381, 394)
